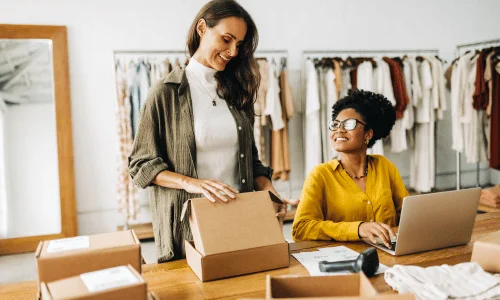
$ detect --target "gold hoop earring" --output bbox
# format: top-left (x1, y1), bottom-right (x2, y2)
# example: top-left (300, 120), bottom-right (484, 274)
top-left (365, 139), bottom-right (369, 145)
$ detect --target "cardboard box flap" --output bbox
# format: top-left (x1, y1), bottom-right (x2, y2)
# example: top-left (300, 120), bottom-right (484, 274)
top-left (476, 230), bottom-right (500, 245)
top-left (266, 274), bottom-right (376, 298)
top-left (189, 191), bottom-right (286, 256)
top-left (40, 230), bottom-right (138, 257)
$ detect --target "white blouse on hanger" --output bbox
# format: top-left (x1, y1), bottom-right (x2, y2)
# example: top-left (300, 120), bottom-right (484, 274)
top-left (304, 59), bottom-right (322, 176)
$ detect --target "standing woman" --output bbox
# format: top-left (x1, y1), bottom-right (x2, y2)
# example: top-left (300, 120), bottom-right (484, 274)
top-left (129, 0), bottom-right (291, 263)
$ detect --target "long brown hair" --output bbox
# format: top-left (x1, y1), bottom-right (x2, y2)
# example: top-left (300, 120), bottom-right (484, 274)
top-left (187, 0), bottom-right (260, 111)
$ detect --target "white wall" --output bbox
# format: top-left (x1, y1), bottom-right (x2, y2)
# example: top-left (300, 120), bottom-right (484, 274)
top-left (3, 103), bottom-right (60, 238)
top-left (1, 0), bottom-right (499, 235)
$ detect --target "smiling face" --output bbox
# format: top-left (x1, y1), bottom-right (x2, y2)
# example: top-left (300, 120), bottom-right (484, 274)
top-left (193, 16), bottom-right (247, 71)
top-left (330, 108), bottom-right (373, 153)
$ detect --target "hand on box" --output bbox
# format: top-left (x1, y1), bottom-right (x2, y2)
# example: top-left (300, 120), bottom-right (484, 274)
top-left (358, 222), bottom-right (396, 249)
top-left (181, 178), bottom-right (238, 203)
top-left (275, 199), bottom-right (300, 226)
top-left (480, 186), bottom-right (500, 208)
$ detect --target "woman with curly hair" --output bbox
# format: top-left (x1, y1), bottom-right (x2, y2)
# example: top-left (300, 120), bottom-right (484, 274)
top-left (292, 89), bottom-right (409, 249)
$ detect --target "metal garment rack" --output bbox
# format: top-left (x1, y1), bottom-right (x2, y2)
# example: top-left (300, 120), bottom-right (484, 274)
top-left (300, 49), bottom-right (440, 189)
top-left (455, 39), bottom-right (500, 190)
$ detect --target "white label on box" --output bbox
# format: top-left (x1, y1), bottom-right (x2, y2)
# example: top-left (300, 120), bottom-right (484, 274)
top-left (46, 236), bottom-right (90, 253)
top-left (80, 266), bottom-right (140, 293)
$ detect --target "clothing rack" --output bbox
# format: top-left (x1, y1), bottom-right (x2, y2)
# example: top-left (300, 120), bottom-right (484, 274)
top-left (300, 49), bottom-right (440, 190)
top-left (255, 50), bottom-right (294, 200)
top-left (455, 39), bottom-right (500, 190)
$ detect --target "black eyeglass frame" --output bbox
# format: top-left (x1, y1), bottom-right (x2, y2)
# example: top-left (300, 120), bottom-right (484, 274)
top-left (328, 118), bottom-right (367, 131)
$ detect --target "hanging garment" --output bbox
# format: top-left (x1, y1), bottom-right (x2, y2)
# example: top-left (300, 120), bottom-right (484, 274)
top-left (138, 62), bottom-right (150, 112)
top-left (332, 58), bottom-right (342, 99)
top-left (340, 67), bottom-right (352, 98)
top-left (484, 52), bottom-right (496, 158)
top-left (451, 58), bottom-right (464, 152)
top-left (127, 61), bottom-right (140, 139)
top-left (473, 50), bottom-right (490, 110)
top-left (356, 61), bottom-right (374, 92)
top-left (355, 60), bottom-right (384, 156)
top-left (323, 68), bottom-right (338, 161)
top-left (484, 51), bottom-right (496, 117)
top-left (411, 59), bottom-right (434, 193)
top-left (304, 60), bottom-right (322, 176)
top-left (271, 70), bottom-right (294, 181)
top-left (401, 58), bottom-right (414, 130)
top-left (427, 56), bottom-right (447, 121)
top-left (264, 61), bottom-right (284, 131)
top-left (383, 57), bottom-right (410, 120)
top-left (318, 67), bottom-right (327, 162)
top-left (462, 55), bottom-right (488, 164)
top-left (115, 63), bottom-right (139, 224)
top-left (254, 60), bottom-right (270, 166)
top-left (490, 60), bottom-right (500, 170)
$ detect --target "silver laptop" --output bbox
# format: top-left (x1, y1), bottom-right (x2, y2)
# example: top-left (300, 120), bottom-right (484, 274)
top-left (364, 187), bottom-right (481, 256)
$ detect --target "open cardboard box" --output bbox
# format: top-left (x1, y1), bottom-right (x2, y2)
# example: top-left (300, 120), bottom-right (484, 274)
top-left (40, 265), bottom-right (147, 300)
top-left (36, 230), bottom-right (141, 298)
top-left (257, 274), bottom-right (415, 300)
top-left (471, 229), bottom-right (500, 273)
top-left (182, 191), bottom-right (290, 281)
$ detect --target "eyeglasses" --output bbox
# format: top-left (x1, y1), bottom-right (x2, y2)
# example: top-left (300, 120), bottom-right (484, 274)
top-left (328, 118), bottom-right (366, 131)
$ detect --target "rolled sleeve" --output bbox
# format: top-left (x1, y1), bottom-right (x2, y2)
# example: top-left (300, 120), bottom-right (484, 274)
top-left (128, 84), bottom-right (170, 189)
top-left (129, 157), bottom-right (169, 189)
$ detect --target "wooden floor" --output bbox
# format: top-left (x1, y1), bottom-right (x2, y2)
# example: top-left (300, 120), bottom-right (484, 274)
top-left (3, 211), bottom-right (500, 300)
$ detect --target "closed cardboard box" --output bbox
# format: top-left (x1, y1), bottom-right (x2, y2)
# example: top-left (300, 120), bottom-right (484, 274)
top-left (36, 230), bottom-right (141, 294)
top-left (471, 230), bottom-right (500, 273)
top-left (41, 265), bottom-right (147, 300)
top-left (262, 274), bottom-right (415, 300)
top-left (182, 191), bottom-right (290, 282)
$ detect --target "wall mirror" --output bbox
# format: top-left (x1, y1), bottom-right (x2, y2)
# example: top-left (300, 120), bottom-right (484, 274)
top-left (0, 24), bottom-right (77, 255)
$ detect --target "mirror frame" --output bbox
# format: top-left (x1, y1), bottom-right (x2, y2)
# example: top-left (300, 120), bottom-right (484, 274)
top-left (0, 24), bottom-right (77, 254)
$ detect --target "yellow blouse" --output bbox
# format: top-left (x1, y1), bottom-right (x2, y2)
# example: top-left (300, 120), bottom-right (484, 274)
top-left (292, 155), bottom-right (409, 242)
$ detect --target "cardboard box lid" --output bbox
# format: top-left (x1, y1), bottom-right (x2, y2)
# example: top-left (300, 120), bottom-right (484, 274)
top-left (266, 273), bottom-right (378, 298)
top-left (37, 230), bottom-right (140, 258)
top-left (44, 265), bottom-right (145, 299)
top-left (181, 191), bottom-right (286, 256)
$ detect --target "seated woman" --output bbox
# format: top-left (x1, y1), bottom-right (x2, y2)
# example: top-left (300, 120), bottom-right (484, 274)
top-left (292, 89), bottom-right (409, 249)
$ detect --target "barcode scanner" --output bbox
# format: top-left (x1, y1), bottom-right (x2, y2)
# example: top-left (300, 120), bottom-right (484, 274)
top-left (318, 247), bottom-right (380, 277)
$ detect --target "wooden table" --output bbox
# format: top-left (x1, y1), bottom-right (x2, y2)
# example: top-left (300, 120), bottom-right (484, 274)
top-left (2, 212), bottom-right (500, 300)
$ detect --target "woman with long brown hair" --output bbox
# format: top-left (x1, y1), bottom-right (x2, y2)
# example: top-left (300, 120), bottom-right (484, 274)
top-left (129, 0), bottom-right (295, 263)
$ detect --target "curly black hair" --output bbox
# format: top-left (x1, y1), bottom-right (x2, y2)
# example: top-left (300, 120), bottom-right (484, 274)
top-left (331, 89), bottom-right (396, 148)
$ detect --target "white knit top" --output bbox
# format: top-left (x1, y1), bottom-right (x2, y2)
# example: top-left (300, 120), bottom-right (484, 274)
top-left (185, 58), bottom-right (240, 191)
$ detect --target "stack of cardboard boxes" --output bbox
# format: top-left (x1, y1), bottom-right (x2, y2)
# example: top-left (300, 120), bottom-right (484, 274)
top-left (36, 230), bottom-right (154, 300)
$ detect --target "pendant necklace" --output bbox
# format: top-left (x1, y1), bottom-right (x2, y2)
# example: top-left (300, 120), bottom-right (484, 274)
top-left (188, 69), bottom-right (217, 106)
top-left (339, 160), bottom-right (368, 179)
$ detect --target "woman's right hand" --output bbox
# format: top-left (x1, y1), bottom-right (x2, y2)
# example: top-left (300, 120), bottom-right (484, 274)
top-left (181, 177), bottom-right (238, 203)
top-left (358, 222), bottom-right (396, 249)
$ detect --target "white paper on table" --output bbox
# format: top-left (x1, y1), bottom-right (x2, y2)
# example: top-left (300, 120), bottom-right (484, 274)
top-left (292, 246), bottom-right (388, 276)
